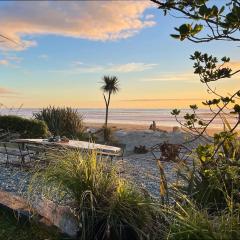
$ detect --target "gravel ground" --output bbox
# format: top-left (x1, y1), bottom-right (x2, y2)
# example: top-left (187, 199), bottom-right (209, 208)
top-left (113, 129), bottom-right (205, 198)
top-left (0, 157), bottom-right (178, 200)
top-left (116, 157), bottom-right (176, 198)
top-left (0, 130), bottom-right (201, 200)
top-left (0, 160), bottom-right (160, 199)
top-left (0, 163), bottom-right (30, 196)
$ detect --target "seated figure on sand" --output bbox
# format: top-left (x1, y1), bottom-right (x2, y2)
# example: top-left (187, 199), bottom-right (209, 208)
top-left (149, 121), bottom-right (157, 131)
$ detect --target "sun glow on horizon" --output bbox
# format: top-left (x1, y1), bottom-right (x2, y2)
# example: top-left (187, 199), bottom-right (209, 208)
top-left (0, 1), bottom-right (239, 109)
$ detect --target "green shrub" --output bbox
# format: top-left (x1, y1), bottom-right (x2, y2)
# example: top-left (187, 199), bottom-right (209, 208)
top-left (30, 150), bottom-right (162, 240)
top-left (34, 106), bottom-right (84, 139)
top-left (174, 131), bottom-right (240, 210)
top-left (166, 197), bottom-right (240, 240)
top-left (0, 115), bottom-right (49, 138)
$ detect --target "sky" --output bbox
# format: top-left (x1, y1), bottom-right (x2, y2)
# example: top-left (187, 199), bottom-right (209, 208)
top-left (0, 0), bottom-right (239, 109)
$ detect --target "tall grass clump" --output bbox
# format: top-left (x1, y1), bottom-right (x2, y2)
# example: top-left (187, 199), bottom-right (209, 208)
top-left (30, 150), bottom-right (163, 240)
top-left (165, 194), bottom-right (240, 240)
top-left (34, 106), bottom-right (84, 139)
top-left (173, 132), bottom-right (240, 211)
top-left (156, 131), bottom-right (240, 240)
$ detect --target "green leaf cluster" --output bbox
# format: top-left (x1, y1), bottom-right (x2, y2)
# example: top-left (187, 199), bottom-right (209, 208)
top-left (0, 115), bottom-right (49, 138)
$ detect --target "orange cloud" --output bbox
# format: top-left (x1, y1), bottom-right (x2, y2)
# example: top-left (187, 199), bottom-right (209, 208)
top-left (0, 87), bottom-right (18, 97)
top-left (0, 59), bottom-right (8, 65)
top-left (0, 1), bottom-right (155, 50)
top-left (121, 98), bottom-right (203, 102)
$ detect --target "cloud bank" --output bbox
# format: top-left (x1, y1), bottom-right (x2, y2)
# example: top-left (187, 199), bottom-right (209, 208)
top-left (0, 60), bottom-right (8, 65)
top-left (121, 98), bottom-right (203, 102)
top-left (0, 1), bottom-right (155, 50)
top-left (50, 62), bottom-right (157, 74)
top-left (0, 87), bottom-right (19, 98)
top-left (139, 72), bottom-right (199, 82)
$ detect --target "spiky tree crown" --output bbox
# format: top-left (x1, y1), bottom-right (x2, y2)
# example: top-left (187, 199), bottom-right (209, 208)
top-left (101, 75), bottom-right (119, 94)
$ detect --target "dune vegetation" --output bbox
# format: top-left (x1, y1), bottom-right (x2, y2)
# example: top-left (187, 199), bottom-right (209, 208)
top-left (0, 0), bottom-right (240, 239)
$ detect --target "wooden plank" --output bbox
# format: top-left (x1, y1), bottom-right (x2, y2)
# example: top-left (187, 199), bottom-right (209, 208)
top-left (0, 190), bottom-right (31, 212)
top-left (12, 139), bottom-right (121, 154)
top-left (0, 189), bottom-right (78, 237)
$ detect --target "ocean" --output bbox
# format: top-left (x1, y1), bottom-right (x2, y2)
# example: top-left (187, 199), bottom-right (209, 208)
top-left (0, 108), bottom-right (238, 129)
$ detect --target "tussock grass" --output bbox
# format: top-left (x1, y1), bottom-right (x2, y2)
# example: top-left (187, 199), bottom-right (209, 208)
top-left (29, 149), bottom-right (164, 240)
top-left (164, 195), bottom-right (240, 240)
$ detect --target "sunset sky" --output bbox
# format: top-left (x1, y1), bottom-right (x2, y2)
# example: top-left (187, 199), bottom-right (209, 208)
top-left (0, 1), bottom-right (239, 109)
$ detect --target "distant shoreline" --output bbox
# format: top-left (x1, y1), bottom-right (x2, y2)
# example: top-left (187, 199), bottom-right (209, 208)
top-left (1, 108), bottom-right (238, 132)
top-left (84, 122), bottom-right (229, 136)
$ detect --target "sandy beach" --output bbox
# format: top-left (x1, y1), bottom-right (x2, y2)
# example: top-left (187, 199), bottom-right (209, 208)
top-left (85, 121), bottom-right (226, 136)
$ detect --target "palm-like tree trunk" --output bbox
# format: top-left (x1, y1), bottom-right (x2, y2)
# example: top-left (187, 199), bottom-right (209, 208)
top-left (101, 75), bottom-right (119, 142)
top-left (105, 104), bottom-right (109, 127)
top-left (104, 91), bottom-right (111, 128)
